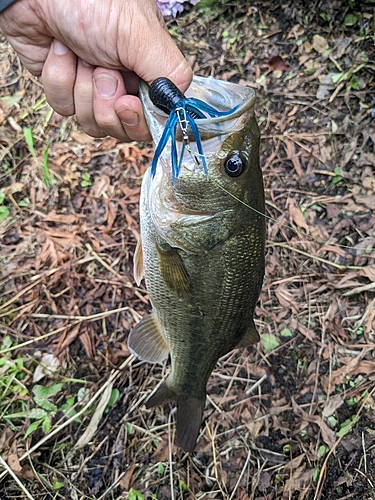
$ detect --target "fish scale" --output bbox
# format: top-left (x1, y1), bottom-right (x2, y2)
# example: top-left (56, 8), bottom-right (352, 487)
top-left (129, 76), bottom-right (265, 452)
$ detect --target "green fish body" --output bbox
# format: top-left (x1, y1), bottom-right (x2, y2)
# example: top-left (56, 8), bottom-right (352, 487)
top-left (129, 76), bottom-right (265, 452)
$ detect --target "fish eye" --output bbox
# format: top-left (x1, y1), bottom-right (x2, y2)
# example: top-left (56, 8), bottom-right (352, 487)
top-left (224, 153), bottom-right (245, 177)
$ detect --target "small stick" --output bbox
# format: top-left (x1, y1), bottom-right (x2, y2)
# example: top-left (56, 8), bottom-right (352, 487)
top-left (0, 455), bottom-right (35, 500)
top-left (313, 386), bottom-right (375, 500)
top-left (0, 356), bottom-right (135, 483)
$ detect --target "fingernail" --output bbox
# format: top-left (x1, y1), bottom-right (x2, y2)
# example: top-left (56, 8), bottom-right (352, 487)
top-left (120, 110), bottom-right (139, 127)
top-left (94, 74), bottom-right (118, 98)
top-left (80, 59), bottom-right (92, 67)
top-left (53, 40), bottom-right (70, 55)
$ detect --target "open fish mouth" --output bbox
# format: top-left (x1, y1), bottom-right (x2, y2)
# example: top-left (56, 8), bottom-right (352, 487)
top-left (139, 76), bottom-right (257, 181)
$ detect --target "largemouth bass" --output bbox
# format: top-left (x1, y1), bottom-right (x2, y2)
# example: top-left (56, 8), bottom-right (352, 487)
top-left (129, 75), bottom-right (265, 452)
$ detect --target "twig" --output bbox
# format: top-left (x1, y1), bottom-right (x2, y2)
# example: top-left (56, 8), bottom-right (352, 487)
top-left (30, 307), bottom-right (132, 321)
top-left (271, 242), bottom-right (363, 270)
top-left (354, 468), bottom-right (374, 489)
top-left (86, 243), bottom-right (131, 283)
top-left (229, 449), bottom-right (251, 500)
top-left (313, 386), bottom-right (375, 500)
top-left (0, 356), bottom-right (135, 483)
top-left (246, 374), bottom-right (268, 395)
top-left (285, 133), bottom-right (325, 164)
top-left (0, 300), bottom-right (38, 319)
top-left (343, 282), bottom-right (375, 296)
top-left (0, 306), bottom-right (133, 354)
top-left (168, 408), bottom-right (176, 500)
top-left (97, 471), bottom-right (127, 500)
top-left (0, 455), bottom-right (35, 500)
top-left (0, 269), bottom-right (59, 312)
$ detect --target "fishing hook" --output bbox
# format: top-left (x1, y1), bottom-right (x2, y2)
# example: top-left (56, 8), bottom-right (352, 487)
top-left (148, 77), bottom-right (238, 182)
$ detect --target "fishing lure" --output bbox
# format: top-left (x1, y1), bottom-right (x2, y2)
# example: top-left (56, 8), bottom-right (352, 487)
top-left (148, 77), bottom-right (238, 182)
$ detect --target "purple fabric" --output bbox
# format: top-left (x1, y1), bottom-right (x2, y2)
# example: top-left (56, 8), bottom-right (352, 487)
top-left (156, 0), bottom-right (200, 18)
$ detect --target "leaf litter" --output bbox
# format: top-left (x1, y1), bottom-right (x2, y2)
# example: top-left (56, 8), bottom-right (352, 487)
top-left (1, 1), bottom-right (375, 499)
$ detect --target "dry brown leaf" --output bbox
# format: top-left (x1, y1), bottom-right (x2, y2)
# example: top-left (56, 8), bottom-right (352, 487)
top-left (312, 34), bottom-right (329, 54)
top-left (284, 139), bottom-right (304, 177)
top-left (322, 394), bottom-right (344, 418)
top-left (70, 130), bottom-right (95, 144)
top-left (284, 453), bottom-right (305, 471)
top-left (108, 344), bottom-right (131, 364)
top-left (283, 467), bottom-right (314, 496)
top-left (303, 41), bottom-right (313, 54)
top-left (237, 490), bottom-right (250, 500)
top-left (288, 198), bottom-right (309, 232)
top-left (119, 464), bottom-right (135, 491)
top-left (319, 245), bottom-right (346, 258)
top-left (75, 382), bottom-right (113, 448)
top-left (35, 236), bottom-right (59, 269)
top-left (342, 137), bottom-right (358, 165)
top-left (333, 37), bottom-right (352, 58)
top-left (0, 426), bottom-right (15, 452)
top-left (56, 325), bottom-right (82, 356)
top-left (354, 194), bottom-right (375, 210)
top-left (362, 176), bottom-right (375, 193)
top-left (33, 353), bottom-right (60, 383)
top-left (359, 154), bottom-right (375, 167)
top-left (151, 435), bottom-right (176, 461)
top-left (360, 298), bottom-right (375, 334)
top-left (275, 284), bottom-right (299, 314)
top-left (241, 407), bottom-right (264, 438)
top-left (329, 350), bottom-right (371, 386)
top-left (292, 398), bottom-right (336, 448)
top-left (103, 201), bottom-right (118, 233)
top-left (79, 329), bottom-right (94, 359)
top-left (44, 211), bottom-right (79, 224)
top-left (268, 55), bottom-right (290, 71)
top-left (5, 441), bottom-right (35, 479)
top-left (257, 472), bottom-right (272, 492)
top-left (90, 175), bottom-right (111, 198)
top-left (1, 182), bottom-right (24, 196)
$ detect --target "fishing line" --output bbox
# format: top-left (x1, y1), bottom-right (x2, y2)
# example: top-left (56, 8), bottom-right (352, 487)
top-left (214, 180), bottom-right (375, 254)
top-left (149, 76), bottom-right (373, 255)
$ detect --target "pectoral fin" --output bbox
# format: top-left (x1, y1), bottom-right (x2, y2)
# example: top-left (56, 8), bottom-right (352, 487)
top-left (235, 319), bottom-right (260, 349)
top-left (128, 312), bottom-right (169, 363)
top-left (157, 244), bottom-right (190, 297)
top-left (133, 238), bottom-right (144, 286)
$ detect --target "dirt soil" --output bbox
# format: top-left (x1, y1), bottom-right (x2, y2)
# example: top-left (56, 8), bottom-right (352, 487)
top-left (1, 1), bottom-right (375, 499)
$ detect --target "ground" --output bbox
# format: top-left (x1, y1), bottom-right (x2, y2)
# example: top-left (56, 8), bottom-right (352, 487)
top-left (0, 1), bottom-right (375, 499)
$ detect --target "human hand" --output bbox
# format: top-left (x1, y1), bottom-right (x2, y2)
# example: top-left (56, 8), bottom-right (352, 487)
top-left (0, 0), bottom-right (192, 141)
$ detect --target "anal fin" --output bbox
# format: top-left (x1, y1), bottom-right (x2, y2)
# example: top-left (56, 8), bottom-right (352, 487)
top-left (128, 312), bottom-right (169, 363)
top-left (235, 319), bottom-right (260, 349)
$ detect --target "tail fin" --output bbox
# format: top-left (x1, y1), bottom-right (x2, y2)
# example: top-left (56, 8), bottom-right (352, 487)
top-left (175, 395), bottom-right (205, 452)
top-left (146, 381), bottom-right (205, 452)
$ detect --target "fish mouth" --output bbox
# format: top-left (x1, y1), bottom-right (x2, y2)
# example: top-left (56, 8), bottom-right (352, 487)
top-left (139, 75), bottom-right (256, 142)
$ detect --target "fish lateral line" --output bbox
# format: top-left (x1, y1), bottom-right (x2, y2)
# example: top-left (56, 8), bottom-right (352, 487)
top-left (213, 180), bottom-right (375, 253)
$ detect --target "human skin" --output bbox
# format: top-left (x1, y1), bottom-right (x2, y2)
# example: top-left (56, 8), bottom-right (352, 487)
top-left (0, 0), bottom-right (193, 141)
